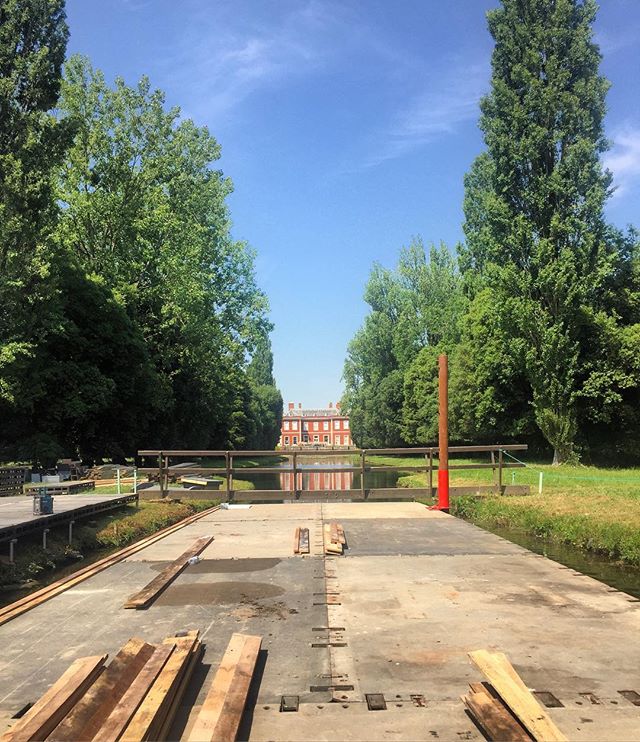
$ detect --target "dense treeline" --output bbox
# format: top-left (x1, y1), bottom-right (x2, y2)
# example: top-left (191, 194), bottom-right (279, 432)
top-left (0, 0), bottom-right (282, 465)
top-left (343, 0), bottom-right (640, 464)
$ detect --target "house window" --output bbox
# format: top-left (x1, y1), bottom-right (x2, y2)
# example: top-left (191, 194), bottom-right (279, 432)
top-left (313, 435), bottom-right (319, 442)
top-left (303, 434), bottom-right (309, 442)
top-left (292, 421), bottom-right (298, 430)
top-left (335, 435), bottom-right (341, 445)
top-left (334, 420), bottom-right (340, 429)
top-left (344, 420), bottom-right (349, 429)
top-left (323, 435), bottom-right (329, 442)
top-left (313, 422), bottom-right (319, 431)
top-left (284, 436), bottom-right (289, 445)
top-left (323, 421), bottom-right (329, 430)
top-left (293, 436), bottom-right (298, 444)
top-left (284, 421), bottom-right (290, 431)
top-left (344, 436), bottom-right (350, 446)
top-left (302, 422), bottom-right (309, 431)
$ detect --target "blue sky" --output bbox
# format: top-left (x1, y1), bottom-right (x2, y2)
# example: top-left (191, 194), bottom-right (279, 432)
top-left (65, 0), bottom-right (640, 408)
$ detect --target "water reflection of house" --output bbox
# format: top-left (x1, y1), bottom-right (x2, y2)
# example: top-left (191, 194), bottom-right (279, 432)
top-left (279, 402), bottom-right (352, 448)
top-left (280, 469), bottom-right (353, 491)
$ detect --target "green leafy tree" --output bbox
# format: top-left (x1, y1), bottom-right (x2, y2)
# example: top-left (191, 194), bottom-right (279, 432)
top-left (56, 56), bottom-right (276, 450)
top-left (462, 0), bottom-right (620, 462)
top-left (0, 0), bottom-right (72, 426)
top-left (343, 239), bottom-right (465, 447)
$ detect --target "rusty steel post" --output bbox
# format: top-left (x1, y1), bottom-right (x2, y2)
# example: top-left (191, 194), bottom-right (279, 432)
top-left (437, 354), bottom-right (450, 512)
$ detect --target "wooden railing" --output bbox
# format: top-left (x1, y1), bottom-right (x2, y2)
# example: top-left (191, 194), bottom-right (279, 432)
top-left (138, 445), bottom-right (529, 502)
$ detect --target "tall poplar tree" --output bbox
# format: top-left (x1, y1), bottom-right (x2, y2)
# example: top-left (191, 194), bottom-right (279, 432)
top-left (462, 0), bottom-right (614, 462)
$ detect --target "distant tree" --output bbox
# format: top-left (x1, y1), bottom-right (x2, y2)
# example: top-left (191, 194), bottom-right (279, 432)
top-left (247, 335), bottom-right (283, 449)
top-left (461, 0), bottom-right (627, 462)
top-left (343, 239), bottom-right (465, 447)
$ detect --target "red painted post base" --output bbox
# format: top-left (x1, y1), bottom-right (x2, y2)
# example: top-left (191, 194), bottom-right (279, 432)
top-left (428, 469), bottom-right (450, 512)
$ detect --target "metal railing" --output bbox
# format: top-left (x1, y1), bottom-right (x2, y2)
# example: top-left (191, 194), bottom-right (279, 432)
top-left (138, 445), bottom-right (528, 502)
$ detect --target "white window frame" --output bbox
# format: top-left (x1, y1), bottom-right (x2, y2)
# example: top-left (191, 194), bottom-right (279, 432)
top-left (284, 436), bottom-right (290, 445)
top-left (344, 420), bottom-right (349, 429)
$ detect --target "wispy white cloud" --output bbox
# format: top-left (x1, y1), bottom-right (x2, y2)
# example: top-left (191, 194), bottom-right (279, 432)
top-left (595, 24), bottom-right (640, 56)
top-left (164, 0), bottom-right (352, 123)
top-left (359, 60), bottom-right (489, 169)
top-left (604, 125), bottom-right (640, 197)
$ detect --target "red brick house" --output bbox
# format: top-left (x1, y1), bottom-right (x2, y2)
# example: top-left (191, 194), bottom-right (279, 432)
top-left (279, 402), bottom-right (352, 448)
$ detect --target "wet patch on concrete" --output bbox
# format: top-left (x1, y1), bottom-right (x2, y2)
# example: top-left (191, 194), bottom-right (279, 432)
top-left (154, 580), bottom-right (285, 606)
top-left (150, 558), bottom-right (281, 574)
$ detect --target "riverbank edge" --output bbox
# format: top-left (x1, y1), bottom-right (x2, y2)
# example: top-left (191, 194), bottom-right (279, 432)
top-left (449, 495), bottom-right (640, 567)
top-left (0, 498), bottom-right (218, 594)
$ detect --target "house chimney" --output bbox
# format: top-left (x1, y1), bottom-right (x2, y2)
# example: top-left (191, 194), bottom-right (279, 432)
top-left (288, 402), bottom-right (294, 411)
top-left (298, 402), bottom-right (302, 408)
top-left (329, 401), bottom-right (333, 408)
top-left (336, 401), bottom-right (341, 410)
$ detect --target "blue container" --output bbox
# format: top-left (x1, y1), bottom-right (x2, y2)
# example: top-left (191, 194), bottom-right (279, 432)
top-left (33, 492), bottom-right (54, 515)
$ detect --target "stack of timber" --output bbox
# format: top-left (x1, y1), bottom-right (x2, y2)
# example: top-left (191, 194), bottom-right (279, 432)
top-left (124, 536), bottom-right (213, 609)
top-left (187, 633), bottom-right (262, 742)
top-left (1, 632), bottom-right (202, 742)
top-left (293, 527), bottom-right (310, 554)
top-left (464, 650), bottom-right (567, 742)
top-left (0, 466), bottom-right (29, 497)
top-left (0, 505), bottom-right (220, 627)
top-left (323, 522), bottom-right (346, 555)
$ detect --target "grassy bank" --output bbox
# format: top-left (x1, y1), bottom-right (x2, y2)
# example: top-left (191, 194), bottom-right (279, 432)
top-left (0, 499), bottom-right (215, 592)
top-left (94, 475), bottom-right (254, 494)
top-left (368, 454), bottom-right (640, 566)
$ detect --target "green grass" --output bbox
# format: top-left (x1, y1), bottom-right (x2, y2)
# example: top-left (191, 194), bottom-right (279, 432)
top-left (383, 453), bottom-right (640, 566)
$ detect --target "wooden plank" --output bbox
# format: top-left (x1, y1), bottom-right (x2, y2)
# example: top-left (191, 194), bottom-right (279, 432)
top-left (187, 633), bottom-right (262, 742)
top-left (91, 644), bottom-right (174, 742)
top-left (120, 636), bottom-right (199, 742)
top-left (50, 638), bottom-right (155, 741)
top-left (323, 524), bottom-right (342, 555)
top-left (0, 506), bottom-right (220, 627)
top-left (463, 683), bottom-right (532, 742)
top-left (155, 640), bottom-right (204, 741)
top-left (335, 524), bottom-right (346, 545)
top-left (293, 527), bottom-right (301, 554)
top-left (124, 536), bottom-right (213, 609)
top-left (1, 655), bottom-right (107, 742)
top-left (469, 650), bottom-right (567, 742)
top-left (298, 528), bottom-right (310, 554)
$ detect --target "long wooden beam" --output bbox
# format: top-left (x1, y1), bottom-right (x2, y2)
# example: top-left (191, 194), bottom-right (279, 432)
top-left (0, 506), bottom-right (220, 627)
top-left (187, 633), bottom-right (262, 742)
top-left (124, 536), bottom-right (213, 609)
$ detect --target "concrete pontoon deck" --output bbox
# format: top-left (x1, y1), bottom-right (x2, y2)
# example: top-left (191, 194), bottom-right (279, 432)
top-left (1, 502), bottom-right (639, 740)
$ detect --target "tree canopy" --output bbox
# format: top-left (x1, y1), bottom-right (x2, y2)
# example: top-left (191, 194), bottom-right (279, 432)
top-left (343, 0), bottom-right (640, 464)
top-left (0, 2), bottom-right (282, 464)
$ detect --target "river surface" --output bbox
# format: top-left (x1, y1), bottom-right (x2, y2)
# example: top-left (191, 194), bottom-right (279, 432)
top-left (237, 454), bottom-right (401, 491)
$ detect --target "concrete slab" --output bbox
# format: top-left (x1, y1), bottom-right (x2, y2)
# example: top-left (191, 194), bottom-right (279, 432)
top-left (0, 503), bottom-right (639, 741)
top-left (0, 494), bottom-right (132, 530)
top-left (321, 501), bottom-right (445, 520)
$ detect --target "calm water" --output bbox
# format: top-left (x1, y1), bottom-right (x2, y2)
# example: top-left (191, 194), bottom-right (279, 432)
top-left (237, 455), bottom-right (401, 492)
top-left (477, 522), bottom-right (640, 600)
